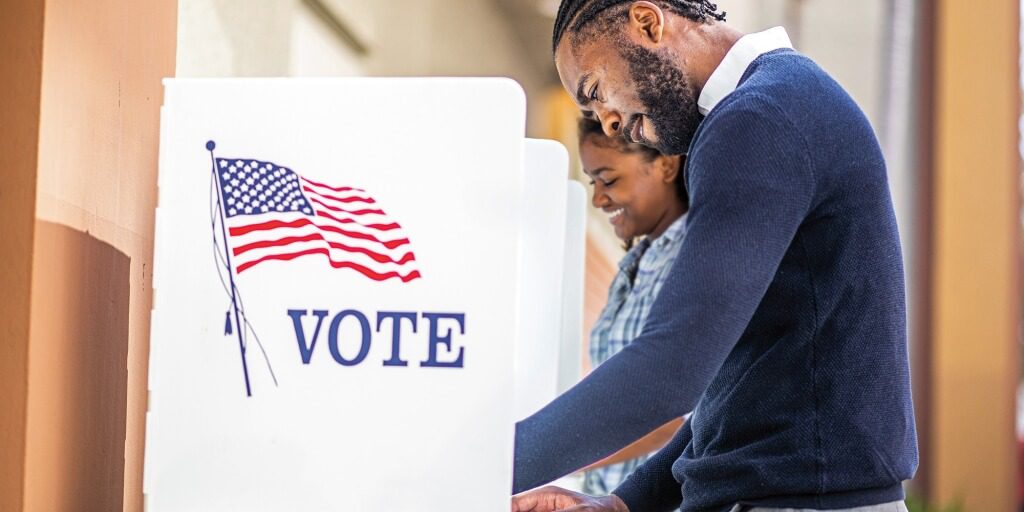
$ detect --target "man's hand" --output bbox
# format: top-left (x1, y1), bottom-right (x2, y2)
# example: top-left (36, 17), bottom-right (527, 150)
top-left (511, 486), bottom-right (629, 512)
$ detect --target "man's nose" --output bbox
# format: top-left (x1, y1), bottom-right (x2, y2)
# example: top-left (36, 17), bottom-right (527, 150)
top-left (597, 109), bottom-right (623, 137)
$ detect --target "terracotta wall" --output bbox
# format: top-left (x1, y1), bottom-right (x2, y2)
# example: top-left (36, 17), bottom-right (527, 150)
top-left (582, 237), bottom-right (617, 373)
top-left (925, 0), bottom-right (1021, 509)
top-left (0, 1), bottom-right (45, 511)
top-left (2, 0), bottom-right (176, 510)
top-left (25, 223), bottom-right (132, 511)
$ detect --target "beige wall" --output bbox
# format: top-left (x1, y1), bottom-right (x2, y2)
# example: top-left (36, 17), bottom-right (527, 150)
top-left (176, 0), bottom-right (550, 136)
top-left (719, 0), bottom-right (887, 129)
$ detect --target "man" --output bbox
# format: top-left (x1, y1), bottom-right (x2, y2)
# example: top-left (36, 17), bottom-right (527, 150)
top-left (511, 1), bottom-right (918, 511)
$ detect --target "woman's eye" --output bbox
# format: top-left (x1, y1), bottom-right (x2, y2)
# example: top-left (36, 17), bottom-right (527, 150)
top-left (589, 83), bottom-right (599, 101)
top-left (587, 179), bottom-right (596, 186)
top-left (603, 179), bottom-right (617, 187)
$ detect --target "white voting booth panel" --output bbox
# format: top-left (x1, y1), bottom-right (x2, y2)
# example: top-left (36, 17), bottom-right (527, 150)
top-left (558, 181), bottom-right (587, 394)
top-left (146, 78), bottom-right (526, 511)
top-left (514, 139), bottom-right (569, 421)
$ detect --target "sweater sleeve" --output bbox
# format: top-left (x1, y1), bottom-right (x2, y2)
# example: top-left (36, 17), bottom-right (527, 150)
top-left (612, 419), bottom-right (692, 511)
top-left (512, 94), bottom-right (816, 498)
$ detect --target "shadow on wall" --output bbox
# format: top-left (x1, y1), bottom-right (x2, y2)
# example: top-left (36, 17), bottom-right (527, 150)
top-left (24, 221), bottom-right (130, 511)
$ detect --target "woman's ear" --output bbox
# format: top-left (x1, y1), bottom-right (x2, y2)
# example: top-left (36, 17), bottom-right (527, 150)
top-left (657, 155), bottom-right (682, 183)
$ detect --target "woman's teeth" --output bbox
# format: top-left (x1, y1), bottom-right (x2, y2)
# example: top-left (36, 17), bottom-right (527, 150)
top-left (608, 208), bottom-right (624, 220)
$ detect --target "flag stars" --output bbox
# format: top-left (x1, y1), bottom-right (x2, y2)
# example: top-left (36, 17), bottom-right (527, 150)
top-left (216, 159), bottom-right (314, 218)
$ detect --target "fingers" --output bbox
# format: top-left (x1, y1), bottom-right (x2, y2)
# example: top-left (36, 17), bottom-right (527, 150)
top-left (510, 493), bottom-right (541, 512)
top-left (512, 492), bottom-right (627, 512)
top-left (551, 502), bottom-right (603, 512)
top-left (511, 486), bottom-right (582, 512)
top-left (557, 501), bottom-right (615, 511)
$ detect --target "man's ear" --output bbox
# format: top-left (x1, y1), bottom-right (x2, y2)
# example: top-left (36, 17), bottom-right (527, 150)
top-left (658, 155), bottom-right (682, 182)
top-left (628, 1), bottom-right (666, 44)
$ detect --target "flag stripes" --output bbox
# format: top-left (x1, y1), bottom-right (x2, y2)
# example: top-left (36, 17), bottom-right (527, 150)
top-left (213, 157), bottom-right (422, 282)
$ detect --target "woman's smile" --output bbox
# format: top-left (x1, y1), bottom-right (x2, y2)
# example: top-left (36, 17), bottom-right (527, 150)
top-left (607, 207), bottom-right (625, 224)
top-left (578, 117), bottom-right (686, 244)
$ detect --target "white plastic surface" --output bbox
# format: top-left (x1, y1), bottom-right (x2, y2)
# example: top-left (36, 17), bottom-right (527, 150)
top-left (558, 181), bottom-right (587, 394)
top-left (514, 139), bottom-right (570, 421)
top-left (146, 78), bottom-right (526, 512)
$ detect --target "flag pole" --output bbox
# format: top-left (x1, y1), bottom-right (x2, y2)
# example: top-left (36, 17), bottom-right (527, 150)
top-left (207, 140), bottom-right (253, 397)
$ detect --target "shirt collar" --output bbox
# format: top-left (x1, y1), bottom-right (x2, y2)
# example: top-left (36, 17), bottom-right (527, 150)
top-left (697, 27), bottom-right (793, 116)
top-left (650, 213), bottom-right (687, 250)
top-left (618, 238), bottom-right (650, 272)
top-left (618, 213), bottom-right (689, 271)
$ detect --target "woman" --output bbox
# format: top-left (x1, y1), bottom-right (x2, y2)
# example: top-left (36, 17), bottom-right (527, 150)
top-left (577, 117), bottom-right (689, 495)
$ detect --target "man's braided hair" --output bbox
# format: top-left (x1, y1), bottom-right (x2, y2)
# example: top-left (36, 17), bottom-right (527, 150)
top-left (552, 0), bottom-right (726, 53)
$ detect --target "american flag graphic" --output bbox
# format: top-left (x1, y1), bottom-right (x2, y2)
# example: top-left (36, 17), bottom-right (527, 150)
top-left (212, 156), bottom-right (422, 282)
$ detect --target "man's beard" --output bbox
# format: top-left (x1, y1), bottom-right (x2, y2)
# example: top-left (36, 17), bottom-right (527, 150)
top-left (620, 42), bottom-right (702, 155)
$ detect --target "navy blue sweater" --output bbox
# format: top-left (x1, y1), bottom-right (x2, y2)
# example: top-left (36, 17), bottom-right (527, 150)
top-left (513, 50), bottom-right (918, 511)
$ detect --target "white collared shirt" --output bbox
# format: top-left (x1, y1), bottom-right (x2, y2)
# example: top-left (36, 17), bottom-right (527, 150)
top-left (697, 26), bottom-right (794, 116)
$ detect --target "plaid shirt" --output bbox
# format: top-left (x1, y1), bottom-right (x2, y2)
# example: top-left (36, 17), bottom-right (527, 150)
top-left (582, 214), bottom-right (689, 495)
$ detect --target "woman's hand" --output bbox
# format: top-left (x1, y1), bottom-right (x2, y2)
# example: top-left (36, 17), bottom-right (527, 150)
top-left (511, 486), bottom-right (629, 512)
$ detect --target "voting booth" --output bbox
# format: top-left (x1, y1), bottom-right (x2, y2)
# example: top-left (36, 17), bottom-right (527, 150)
top-left (145, 78), bottom-right (585, 511)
